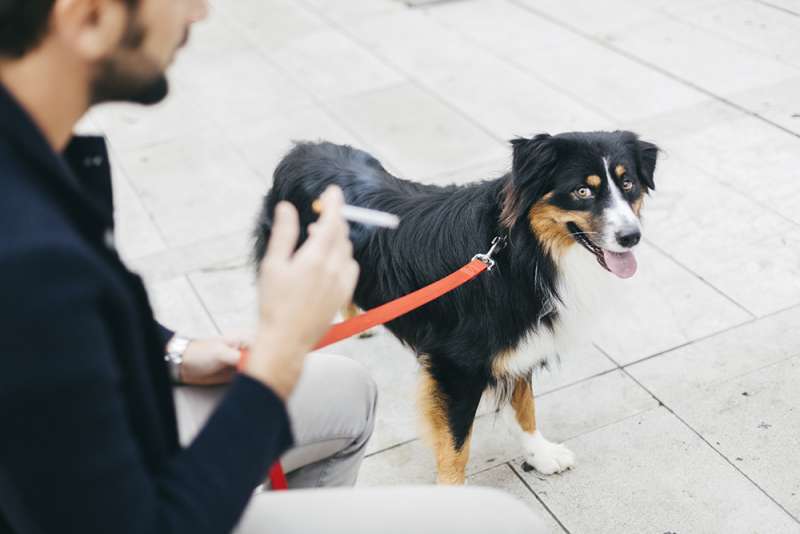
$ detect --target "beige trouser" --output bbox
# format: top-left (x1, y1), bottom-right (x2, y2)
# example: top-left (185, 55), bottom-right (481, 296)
top-left (173, 353), bottom-right (548, 533)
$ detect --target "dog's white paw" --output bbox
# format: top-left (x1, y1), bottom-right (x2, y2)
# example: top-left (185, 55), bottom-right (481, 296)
top-left (522, 431), bottom-right (575, 475)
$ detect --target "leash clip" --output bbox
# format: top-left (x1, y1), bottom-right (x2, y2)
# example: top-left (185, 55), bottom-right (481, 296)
top-left (472, 235), bottom-right (508, 271)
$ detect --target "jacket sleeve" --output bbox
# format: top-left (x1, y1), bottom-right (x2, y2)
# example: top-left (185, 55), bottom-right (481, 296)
top-left (156, 321), bottom-right (176, 350)
top-left (0, 242), bottom-right (293, 534)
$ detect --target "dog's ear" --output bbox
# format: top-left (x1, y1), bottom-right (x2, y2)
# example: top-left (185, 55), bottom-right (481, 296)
top-left (501, 134), bottom-right (560, 228)
top-left (510, 133), bottom-right (560, 187)
top-left (635, 139), bottom-right (659, 190)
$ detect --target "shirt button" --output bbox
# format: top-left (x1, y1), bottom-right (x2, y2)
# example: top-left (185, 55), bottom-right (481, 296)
top-left (83, 155), bottom-right (104, 167)
top-left (103, 229), bottom-right (116, 250)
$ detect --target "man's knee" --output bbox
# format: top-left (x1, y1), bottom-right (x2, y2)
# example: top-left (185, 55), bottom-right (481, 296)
top-left (289, 353), bottom-right (378, 443)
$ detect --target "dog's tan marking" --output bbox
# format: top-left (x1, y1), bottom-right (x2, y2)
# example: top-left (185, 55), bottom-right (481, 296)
top-left (528, 193), bottom-right (593, 258)
top-left (632, 195), bottom-right (644, 216)
top-left (500, 179), bottom-right (521, 229)
top-left (586, 174), bottom-right (601, 188)
top-left (510, 378), bottom-right (537, 434)
top-left (615, 164), bottom-right (626, 177)
top-left (342, 303), bottom-right (359, 321)
top-left (418, 365), bottom-right (472, 485)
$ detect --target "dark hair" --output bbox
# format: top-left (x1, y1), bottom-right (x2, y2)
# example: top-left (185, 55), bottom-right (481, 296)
top-left (0, 0), bottom-right (56, 57)
top-left (0, 0), bottom-right (137, 58)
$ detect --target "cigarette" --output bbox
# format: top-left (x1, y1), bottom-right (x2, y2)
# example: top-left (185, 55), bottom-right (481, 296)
top-left (311, 200), bottom-right (400, 229)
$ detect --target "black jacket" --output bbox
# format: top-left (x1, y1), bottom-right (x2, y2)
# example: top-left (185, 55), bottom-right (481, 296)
top-left (0, 85), bottom-right (292, 533)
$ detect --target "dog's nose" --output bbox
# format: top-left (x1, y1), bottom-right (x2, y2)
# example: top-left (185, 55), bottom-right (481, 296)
top-left (616, 229), bottom-right (641, 248)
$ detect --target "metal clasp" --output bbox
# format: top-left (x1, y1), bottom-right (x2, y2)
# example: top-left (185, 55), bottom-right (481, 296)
top-left (472, 235), bottom-right (508, 271)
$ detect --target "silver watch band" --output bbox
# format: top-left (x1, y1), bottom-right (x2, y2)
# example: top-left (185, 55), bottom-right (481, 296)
top-left (165, 335), bottom-right (191, 383)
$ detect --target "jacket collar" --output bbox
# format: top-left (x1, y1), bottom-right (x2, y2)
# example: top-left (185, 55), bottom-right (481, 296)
top-left (0, 82), bottom-right (115, 236)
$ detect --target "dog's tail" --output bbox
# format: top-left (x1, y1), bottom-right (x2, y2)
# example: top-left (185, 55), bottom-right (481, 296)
top-left (253, 141), bottom-right (391, 265)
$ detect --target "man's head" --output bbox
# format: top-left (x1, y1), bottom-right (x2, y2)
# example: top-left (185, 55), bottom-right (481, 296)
top-left (0, 0), bottom-right (207, 104)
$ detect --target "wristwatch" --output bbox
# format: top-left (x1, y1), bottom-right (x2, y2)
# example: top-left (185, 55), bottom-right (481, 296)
top-left (165, 335), bottom-right (191, 383)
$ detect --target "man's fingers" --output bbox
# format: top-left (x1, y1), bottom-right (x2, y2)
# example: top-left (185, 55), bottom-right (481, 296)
top-left (301, 188), bottom-right (349, 258)
top-left (263, 202), bottom-right (300, 263)
top-left (219, 346), bottom-right (243, 366)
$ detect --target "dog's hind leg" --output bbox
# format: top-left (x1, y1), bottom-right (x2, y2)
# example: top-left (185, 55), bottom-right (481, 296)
top-left (417, 364), bottom-right (485, 485)
top-left (341, 303), bottom-right (376, 338)
top-left (505, 377), bottom-right (575, 475)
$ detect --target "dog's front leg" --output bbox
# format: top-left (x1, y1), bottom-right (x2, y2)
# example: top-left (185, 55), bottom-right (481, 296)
top-left (504, 377), bottom-right (575, 474)
top-left (417, 365), bottom-right (484, 485)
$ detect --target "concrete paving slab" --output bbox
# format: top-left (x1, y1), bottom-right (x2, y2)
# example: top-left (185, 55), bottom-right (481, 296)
top-left (347, 9), bottom-right (612, 136)
top-left (590, 241), bottom-right (752, 365)
top-left (663, 114), bottom-right (800, 226)
top-left (431, 0), bottom-right (709, 123)
top-left (628, 305), bottom-right (800, 402)
top-left (115, 130), bottom-right (263, 248)
top-left (224, 104), bottom-right (364, 183)
top-left (147, 276), bottom-right (219, 338)
top-left (683, 1), bottom-right (800, 69)
top-left (325, 82), bottom-right (507, 178)
top-left (266, 29), bottom-right (405, 103)
top-left (469, 464), bottom-right (566, 534)
top-left (108, 158), bottom-right (168, 262)
top-left (643, 156), bottom-right (800, 316)
top-left (730, 76), bottom-right (800, 136)
top-left (357, 370), bottom-right (655, 485)
top-left (611, 17), bottom-right (797, 97)
top-left (654, 356), bottom-right (800, 519)
top-left (516, 407), bottom-right (800, 533)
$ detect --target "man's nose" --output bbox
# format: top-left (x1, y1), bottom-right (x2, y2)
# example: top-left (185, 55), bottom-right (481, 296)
top-left (188, 0), bottom-right (209, 22)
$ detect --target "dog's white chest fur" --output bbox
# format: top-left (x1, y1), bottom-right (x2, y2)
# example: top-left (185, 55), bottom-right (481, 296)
top-left (500, 245), bottom-right (612, 377)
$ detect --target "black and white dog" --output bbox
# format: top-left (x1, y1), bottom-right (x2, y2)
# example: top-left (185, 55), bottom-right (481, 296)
top-left (254, 131), bottom-right (658, 484)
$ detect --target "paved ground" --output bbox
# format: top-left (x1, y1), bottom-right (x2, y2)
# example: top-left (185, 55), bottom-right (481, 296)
top-left (83, 0), bottom-right (800, 531)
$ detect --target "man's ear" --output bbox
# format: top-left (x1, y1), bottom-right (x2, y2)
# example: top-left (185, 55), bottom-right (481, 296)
top-left (636, 139), bottom-right (659, 190)
top-left (51, 0), bottom-right (128, 61)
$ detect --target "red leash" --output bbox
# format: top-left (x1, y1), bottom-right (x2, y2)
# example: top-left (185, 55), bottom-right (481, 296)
top-left (242, 237), bottom-right (505, 490)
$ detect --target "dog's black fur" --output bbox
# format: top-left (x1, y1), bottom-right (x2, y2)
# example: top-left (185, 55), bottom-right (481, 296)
top-left (253, 132), bottom-right (657, 454)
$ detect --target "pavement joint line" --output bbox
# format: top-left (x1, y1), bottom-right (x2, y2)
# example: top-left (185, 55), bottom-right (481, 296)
top-left (428, 5), bottom-right (626, 125)
top-left (226, 1), bottom-right (408, 177)
top-left (295, 0), bottom-right (526, 149)
top-left (104, 142), bottom-right (172, 250)
top-left (508, 463), bottom-right (572, 534)
top-left (185, 274), bottom-right (224, 336)
top-left (404, 0), bottom-right (474, 8)
top-left (364, 437), bottom-right (418, 459)
top-left (642, 237), bottom-right (757, 319)
top-left (617, 300), bottom-right (800, 370)
top-left (661, 7), bottom-right (800, 73)
top-left (618, 366), bottom-right (800, 524)
top-left (660, 156), bottom-right (800, 231)
top-left (508, 0), bottom-right (800, 142)
top-left (751, 0), bottom-right (800, 18)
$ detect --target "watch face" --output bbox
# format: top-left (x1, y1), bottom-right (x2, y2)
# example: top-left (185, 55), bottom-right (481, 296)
top-left (168, 336), bottom-right (190, 356)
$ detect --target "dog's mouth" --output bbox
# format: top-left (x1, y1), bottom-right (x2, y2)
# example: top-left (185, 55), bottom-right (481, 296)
top-left (567, 222), bottom-right (637, 279)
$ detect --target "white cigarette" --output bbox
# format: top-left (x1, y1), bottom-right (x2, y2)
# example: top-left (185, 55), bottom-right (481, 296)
top-left (312, 200), bottom-right (400, 229)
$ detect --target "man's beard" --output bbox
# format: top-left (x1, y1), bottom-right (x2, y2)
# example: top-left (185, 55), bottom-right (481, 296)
top-left (90, 18), bottom-right (187, 105)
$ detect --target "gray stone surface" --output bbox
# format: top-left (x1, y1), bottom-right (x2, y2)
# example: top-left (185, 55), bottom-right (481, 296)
top-left (516, 408), bottom-right (799, 533)
top-left (90, 0), bottom-right (800, 530)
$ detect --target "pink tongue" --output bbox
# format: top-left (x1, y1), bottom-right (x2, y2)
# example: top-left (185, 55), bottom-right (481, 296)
top-left (602, 250), bottom-right (638, 279)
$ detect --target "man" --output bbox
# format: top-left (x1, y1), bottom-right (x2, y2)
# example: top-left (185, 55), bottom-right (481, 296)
top-left (0, 0), bottom-right (546, 532)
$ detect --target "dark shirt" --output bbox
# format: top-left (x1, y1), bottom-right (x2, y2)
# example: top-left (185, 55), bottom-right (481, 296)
top-left (0, 85), bottom-right (292, 533)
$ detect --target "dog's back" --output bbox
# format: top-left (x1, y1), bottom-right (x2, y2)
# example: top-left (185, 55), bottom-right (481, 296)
top-left (253, 142), bottom-right (392, 262)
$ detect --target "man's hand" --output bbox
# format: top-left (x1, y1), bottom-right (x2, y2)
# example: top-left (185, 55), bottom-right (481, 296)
top-left (180, 337), bottom-right (247, 386)
top-left (244, 186), bottom-right (359, 400)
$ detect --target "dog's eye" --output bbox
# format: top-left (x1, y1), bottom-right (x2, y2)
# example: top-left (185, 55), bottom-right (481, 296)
top-left (574, 187), bottom-right (594, 199)
top-left (622, 179), bottom-right (634, 192)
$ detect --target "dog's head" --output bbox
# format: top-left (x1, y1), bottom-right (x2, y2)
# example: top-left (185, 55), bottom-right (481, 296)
top-left (501, 131), bottom-right (658, 279)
